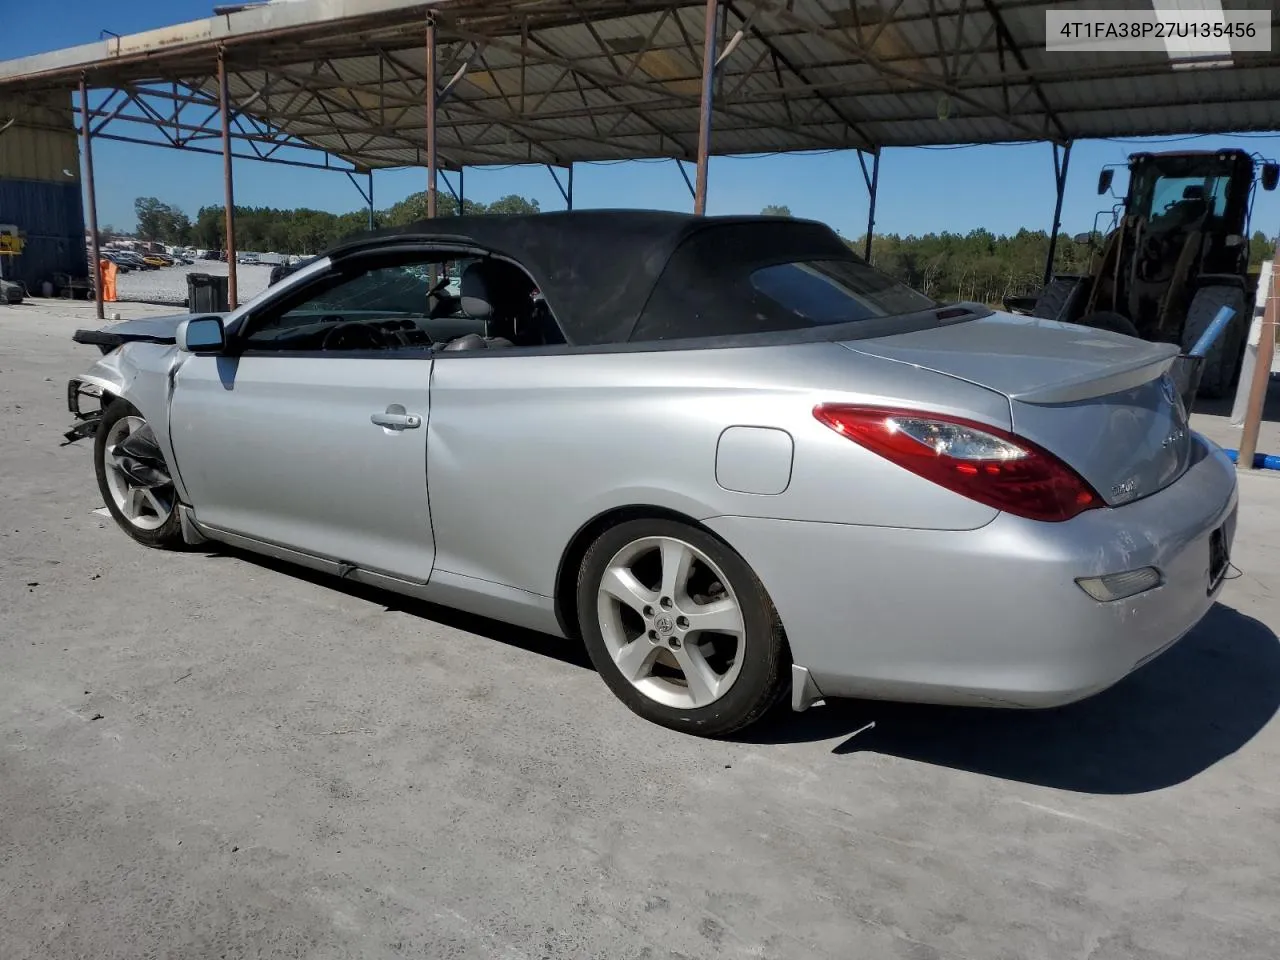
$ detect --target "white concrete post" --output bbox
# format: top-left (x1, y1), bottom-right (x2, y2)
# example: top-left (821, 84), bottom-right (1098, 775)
top-left (1232, 259), bottom-right (1273, 425)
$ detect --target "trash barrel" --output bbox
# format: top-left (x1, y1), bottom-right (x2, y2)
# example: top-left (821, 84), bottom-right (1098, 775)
top-left (187, 273), bottom-right (230, 313)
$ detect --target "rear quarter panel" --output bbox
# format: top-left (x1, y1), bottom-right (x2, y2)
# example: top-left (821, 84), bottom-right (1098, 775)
top-left (426, 341), bottom-right (1011, 599)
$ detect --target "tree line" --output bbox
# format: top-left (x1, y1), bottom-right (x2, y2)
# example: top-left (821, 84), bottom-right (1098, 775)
top-left (125, 194), bottom-right (1276, 306)
top-left (855, 226), bottom-right (1275, 304)
top-left (130, 192), bottom-right (541, 255)
top-left (761, 202), bottom-right (1276, 303)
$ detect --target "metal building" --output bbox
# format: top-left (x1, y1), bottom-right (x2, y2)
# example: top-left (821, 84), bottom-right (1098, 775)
top-left (0, 91), bottom-right (87, 294)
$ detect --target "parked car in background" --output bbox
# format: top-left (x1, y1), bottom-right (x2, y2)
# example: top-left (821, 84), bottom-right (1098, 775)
top-left (101, 252), bottom-right (133, 273)
top-left (113, 251), bottom-right (155, 271)
top-left (63, 210), bottom-right (1238, 738)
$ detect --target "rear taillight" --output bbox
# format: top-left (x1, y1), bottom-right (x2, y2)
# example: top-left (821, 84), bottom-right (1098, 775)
top-left (813, 404), bottom-right (1102, 522)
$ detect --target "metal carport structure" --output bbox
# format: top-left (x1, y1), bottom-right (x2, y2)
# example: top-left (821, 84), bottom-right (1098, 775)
top-left (0, 0), bottom-right (1278, 453)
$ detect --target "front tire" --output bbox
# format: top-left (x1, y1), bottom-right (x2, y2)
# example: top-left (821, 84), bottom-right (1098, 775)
top-left (576, 519), bottom-right (789, 737)
top-left (94, 398), bottom-right (185, 549)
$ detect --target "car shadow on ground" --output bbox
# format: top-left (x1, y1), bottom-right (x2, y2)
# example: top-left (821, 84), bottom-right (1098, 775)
top-left (740, 603), bottom-right (1280, 795)
top-left (197, 545), bottom-right (594, 670)
top-left (196, 546), bottom-right (1277, 793)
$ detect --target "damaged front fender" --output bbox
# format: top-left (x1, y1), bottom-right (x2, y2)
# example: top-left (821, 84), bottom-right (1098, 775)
top-left (63, 337), bottom-right (194, 505)
top-left (65, 365), bottom-right (130, 444)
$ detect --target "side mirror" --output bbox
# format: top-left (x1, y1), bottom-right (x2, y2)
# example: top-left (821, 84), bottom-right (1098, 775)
top-left (176, 316), bottom-right (225, 354)
top-left (1262, 163), bottom-right (1279, 191)
top-left (1097, 169), bottom-right (1114, 195)
top-left (1072, 232), bottom-right (1093, 245)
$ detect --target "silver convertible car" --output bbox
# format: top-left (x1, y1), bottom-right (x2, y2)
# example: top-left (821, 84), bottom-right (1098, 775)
top-left (65, 210), bottom-right (1237, 737)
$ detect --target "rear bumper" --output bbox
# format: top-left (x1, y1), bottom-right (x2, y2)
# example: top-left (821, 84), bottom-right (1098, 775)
top-left (707, 434), bottom-right (1238, 710)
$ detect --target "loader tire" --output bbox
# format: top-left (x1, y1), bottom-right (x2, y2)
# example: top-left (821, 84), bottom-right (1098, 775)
top-left (1031, 276), bottom-right (1087, 323)
top-left (1183, 286), bottom-right (1247, 400)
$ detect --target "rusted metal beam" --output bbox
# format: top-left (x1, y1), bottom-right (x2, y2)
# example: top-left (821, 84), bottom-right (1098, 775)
top-left (79, 75), bottom-right (104, 321)
top-left (1238, 258), bottom-right (1278, 470)
top-left (695, 0), bottom-right (719, 215)
top-left (426, 15), bottom-right (438, 219)
top-left (218, 47), bottom-right (239, 310)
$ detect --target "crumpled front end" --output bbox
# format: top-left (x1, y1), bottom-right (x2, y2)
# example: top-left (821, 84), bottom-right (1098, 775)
top-left (64, 313), bottom-right (193, 444)
top-left (65, 352), bottom-right (129, 443)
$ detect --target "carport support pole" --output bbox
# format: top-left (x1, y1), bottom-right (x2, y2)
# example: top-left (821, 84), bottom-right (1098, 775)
top-left (863, 151), bottom-right (880, 262)
top-left (425, 16), bottom-right (438, 219)
top-left (1043, 141), bottom-right (1072, 288)
top-left (1238, 258), bottom-right (1278, 470)
top-left (693, 0), bottom-right (719, 215)
top-left (218, 48), bottom-right (239, 310)
top-left (79, 75), bottom-right (104, 320)
top-left (368, 170), bottom-right (375, 230)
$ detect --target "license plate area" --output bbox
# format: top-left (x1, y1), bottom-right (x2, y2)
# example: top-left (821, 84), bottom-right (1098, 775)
top-left (1208, 524), bottom-right (1229, 594)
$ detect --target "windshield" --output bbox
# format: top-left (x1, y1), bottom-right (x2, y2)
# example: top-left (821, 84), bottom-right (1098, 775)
top-left (632, 220), bottom-right (939, 341)
top-left (1128, 155), bottom-right (1243, 226)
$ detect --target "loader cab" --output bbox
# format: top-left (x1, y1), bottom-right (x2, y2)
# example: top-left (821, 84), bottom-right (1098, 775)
top-left (1123, 150), bottom-right (1258, 278)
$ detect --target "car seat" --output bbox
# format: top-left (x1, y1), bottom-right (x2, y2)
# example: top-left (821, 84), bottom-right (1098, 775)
top-left (458, 259), bottom-right (535, 345)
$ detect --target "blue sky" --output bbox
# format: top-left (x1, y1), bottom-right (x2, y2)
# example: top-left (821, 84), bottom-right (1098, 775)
top-left (8, 0), bottom-right (1280, 239)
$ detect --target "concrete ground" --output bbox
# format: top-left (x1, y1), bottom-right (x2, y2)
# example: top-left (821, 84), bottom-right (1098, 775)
top-left (2, 299), bottom-right (1279, 960)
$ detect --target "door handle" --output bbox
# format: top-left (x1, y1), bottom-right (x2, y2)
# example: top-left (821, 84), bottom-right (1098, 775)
top-left (371, 405), bottom-right (422, 430)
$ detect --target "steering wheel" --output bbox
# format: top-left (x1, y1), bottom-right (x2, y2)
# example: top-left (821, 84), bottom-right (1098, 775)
top-left (321, 321), bottom-right (386, 351)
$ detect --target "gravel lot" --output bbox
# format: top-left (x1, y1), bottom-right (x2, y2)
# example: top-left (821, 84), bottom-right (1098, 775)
top-left (3, 298), bottom-right (1280, 959)
top-left (115, 261), bottom-right (276, 306)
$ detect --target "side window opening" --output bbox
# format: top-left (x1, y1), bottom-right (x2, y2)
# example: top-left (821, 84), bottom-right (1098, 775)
top-left (749, 260), bottom-right (933, 325)
top-left (239, 250), bottom-right (566, 353)
top-left (632, 221), bottom-right (939, 342)
top-left (450, 257), bottom-right (567, 351)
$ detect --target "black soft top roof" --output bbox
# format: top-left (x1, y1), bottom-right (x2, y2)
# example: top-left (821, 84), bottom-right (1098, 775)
top-left (323, 209), bottom-right (852, 346)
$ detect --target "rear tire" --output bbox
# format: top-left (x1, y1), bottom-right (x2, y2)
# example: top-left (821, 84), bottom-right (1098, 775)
top-left (94, 398), bottom-right (185, 549)
top-left (576, 518), bottom-right (789, 737)
top-left (1183, 285), bottom-right (1247, 399)
top-left (1032, 276), bottom-right (1087, 323)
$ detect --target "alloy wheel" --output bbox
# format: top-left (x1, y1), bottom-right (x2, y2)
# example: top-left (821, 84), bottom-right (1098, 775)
top-left (595, 535), bottom-right (746, 710)
top-left (101, 415), bottom-right (175, 532)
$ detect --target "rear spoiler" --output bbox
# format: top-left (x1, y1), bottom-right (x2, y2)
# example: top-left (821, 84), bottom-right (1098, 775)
top-left (1011, 347), bottom-right (1179, 405)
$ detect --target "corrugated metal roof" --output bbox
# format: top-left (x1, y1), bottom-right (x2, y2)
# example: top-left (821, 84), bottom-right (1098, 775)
top-left (0, 0), bottom-right (1276, 171)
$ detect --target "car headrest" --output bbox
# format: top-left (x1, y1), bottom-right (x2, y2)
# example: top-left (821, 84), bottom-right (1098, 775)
top-left (1182, 184), bottom-right (1205, 201)
top-left (460, 259), bottom-right (533, 323)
